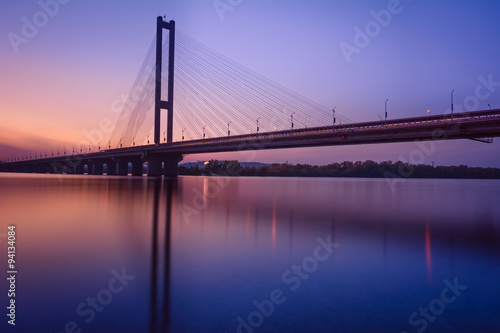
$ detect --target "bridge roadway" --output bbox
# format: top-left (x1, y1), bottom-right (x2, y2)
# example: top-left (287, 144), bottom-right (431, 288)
top-left (2, 109), bottom-right (500, 177)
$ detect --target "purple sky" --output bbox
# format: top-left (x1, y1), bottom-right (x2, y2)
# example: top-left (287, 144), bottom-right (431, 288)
top-left (1, 0), bottom-right (500, 166)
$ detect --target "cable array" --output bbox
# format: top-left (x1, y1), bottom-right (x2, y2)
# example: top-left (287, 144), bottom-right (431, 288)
top-left (108, 30), bottom-right (353, 146)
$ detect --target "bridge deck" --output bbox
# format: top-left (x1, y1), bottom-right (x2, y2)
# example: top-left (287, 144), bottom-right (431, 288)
top-left (2, 109), bottom-right (500, 175)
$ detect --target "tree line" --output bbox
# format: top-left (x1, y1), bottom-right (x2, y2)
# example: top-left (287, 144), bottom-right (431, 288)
top-left (178, 160), bottom-right (500, 179)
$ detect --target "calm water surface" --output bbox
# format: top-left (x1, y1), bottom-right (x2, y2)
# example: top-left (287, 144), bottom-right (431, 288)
top-left (0, 173), bottom-right (499, 333)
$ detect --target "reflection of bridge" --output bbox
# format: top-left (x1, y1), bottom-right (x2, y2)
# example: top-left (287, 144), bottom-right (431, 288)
top-left (1, 17), bottom-right (500, 177)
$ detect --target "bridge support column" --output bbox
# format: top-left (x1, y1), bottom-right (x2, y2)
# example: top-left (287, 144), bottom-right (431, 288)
top-left (131, 159), bottom-right (144, 176)
top-left (105, 160), bottom-right (117, 175)
top-left (116, 160), bottom-right (128, 176)
top-left (91, 162), bottom-right (103, 175)
top-left (148, 156), bottom-right (163, 177)
top-left (73, 163), bottom-right (85, 175)
top-left (164, 154), bottom-right (183, 178)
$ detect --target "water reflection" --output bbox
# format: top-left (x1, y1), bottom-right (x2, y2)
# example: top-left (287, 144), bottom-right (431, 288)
top-left (0, 175), bottom-right (499, 332)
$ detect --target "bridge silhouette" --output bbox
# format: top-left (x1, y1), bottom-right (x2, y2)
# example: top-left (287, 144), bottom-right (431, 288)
top-left (2, 17), bottom-right (500, 177)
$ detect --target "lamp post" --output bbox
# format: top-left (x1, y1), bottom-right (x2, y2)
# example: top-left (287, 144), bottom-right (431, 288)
top-left (332, 106), bottom-right (337, 129)
top-left (451, 89), bottom-right (454, 120)
top-left (257, 117), bottom-right (260, 133)
top-left (228, 121), bottom-right (231, 136)
top-left (291, 112), bottom-right (295, 129)
top-left (163, 130), bottom-right (167, 142)
top-left (133, 137), bottom-right (136, 146)
top-left (488, 103), bottom-right (492, 110)
top-left (203, 125), bottom-right (206, 139)
top-left (427, 109), bottom-right (431, 116)
top-left (147, 133), bottom-right (151, 144)
top-left (385, 99), bottom-right (389, 124)
top-left (182, 128), bottom-right (186, 141)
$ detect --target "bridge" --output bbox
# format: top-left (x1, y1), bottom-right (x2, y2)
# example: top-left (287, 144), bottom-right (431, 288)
top-left (1, 17), bottom-right (500, 177)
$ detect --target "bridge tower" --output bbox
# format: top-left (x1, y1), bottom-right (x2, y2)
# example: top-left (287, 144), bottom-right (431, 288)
top-left (154, 16), bottom-right (175, 144)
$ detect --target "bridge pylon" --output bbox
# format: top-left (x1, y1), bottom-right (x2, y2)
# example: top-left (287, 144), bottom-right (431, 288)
top-left (154, 16), bottom-right (175, 144)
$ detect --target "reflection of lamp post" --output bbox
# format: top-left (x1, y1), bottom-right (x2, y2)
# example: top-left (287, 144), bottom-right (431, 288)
top-left (257, 117), bottom-right (260, 133)
top-left (291, 112), bottom-right (295, 129)
top-left (228, 121), bottom-right (231, 136)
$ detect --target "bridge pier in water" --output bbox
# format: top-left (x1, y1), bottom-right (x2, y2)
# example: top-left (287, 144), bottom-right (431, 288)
top-left (105, 160), bottom-right (117, 175)
top-left (131, 159), bottom-right (144, 176)
top-left (90, 161), bottom-right (104, 175)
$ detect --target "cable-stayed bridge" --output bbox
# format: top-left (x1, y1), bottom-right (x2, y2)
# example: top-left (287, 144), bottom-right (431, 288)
top-left (2, 17), bottom-right (500, 177)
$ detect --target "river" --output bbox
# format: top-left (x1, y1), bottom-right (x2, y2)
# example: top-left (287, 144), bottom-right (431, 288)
top-left (0, 173), bottom-right (499, 333)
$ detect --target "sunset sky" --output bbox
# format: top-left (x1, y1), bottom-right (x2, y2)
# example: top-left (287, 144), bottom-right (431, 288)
top-left (1, 0), bottom-right (500, 166)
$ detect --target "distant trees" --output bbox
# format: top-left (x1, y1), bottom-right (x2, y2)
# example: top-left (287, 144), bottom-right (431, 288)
top-left (178, 159), bottom-right (242, 176)
top-left (178, 159), bottom-right (500, 179)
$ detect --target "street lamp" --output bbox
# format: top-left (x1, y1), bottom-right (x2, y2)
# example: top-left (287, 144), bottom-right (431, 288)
top-left (385, 99), bottom-right (389, 123)
top-left (427, 109), bottom-right (431, 116)
top-left (182, 128), bottom-right (186, 141)
top-left (133, 137), bottom-right (136, 146)
top-left (163, 130), bottom-right (167, 142)
top-left (378, 115), bottom-right (382, 121)
top-left (257, 117), bottom-right (260, 133)
top-left (120, 139), bottom-right (122, 148)
top-left (488, 103), bottom-right (492, 110)
top-left (291, 112), bottom-right (295, 129)
top-left (147, 133), bottom-right (151, 144)
top-left (332, 106), bottom-right (337, 128)
top-left (451, 89), bottom-right (455, 120)
top-left (203, 125), bottom-right (207, 138)
top-left (108, 141), bottom-right (111, 149)
top-left (227, 121), bottom-right (231, 136)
